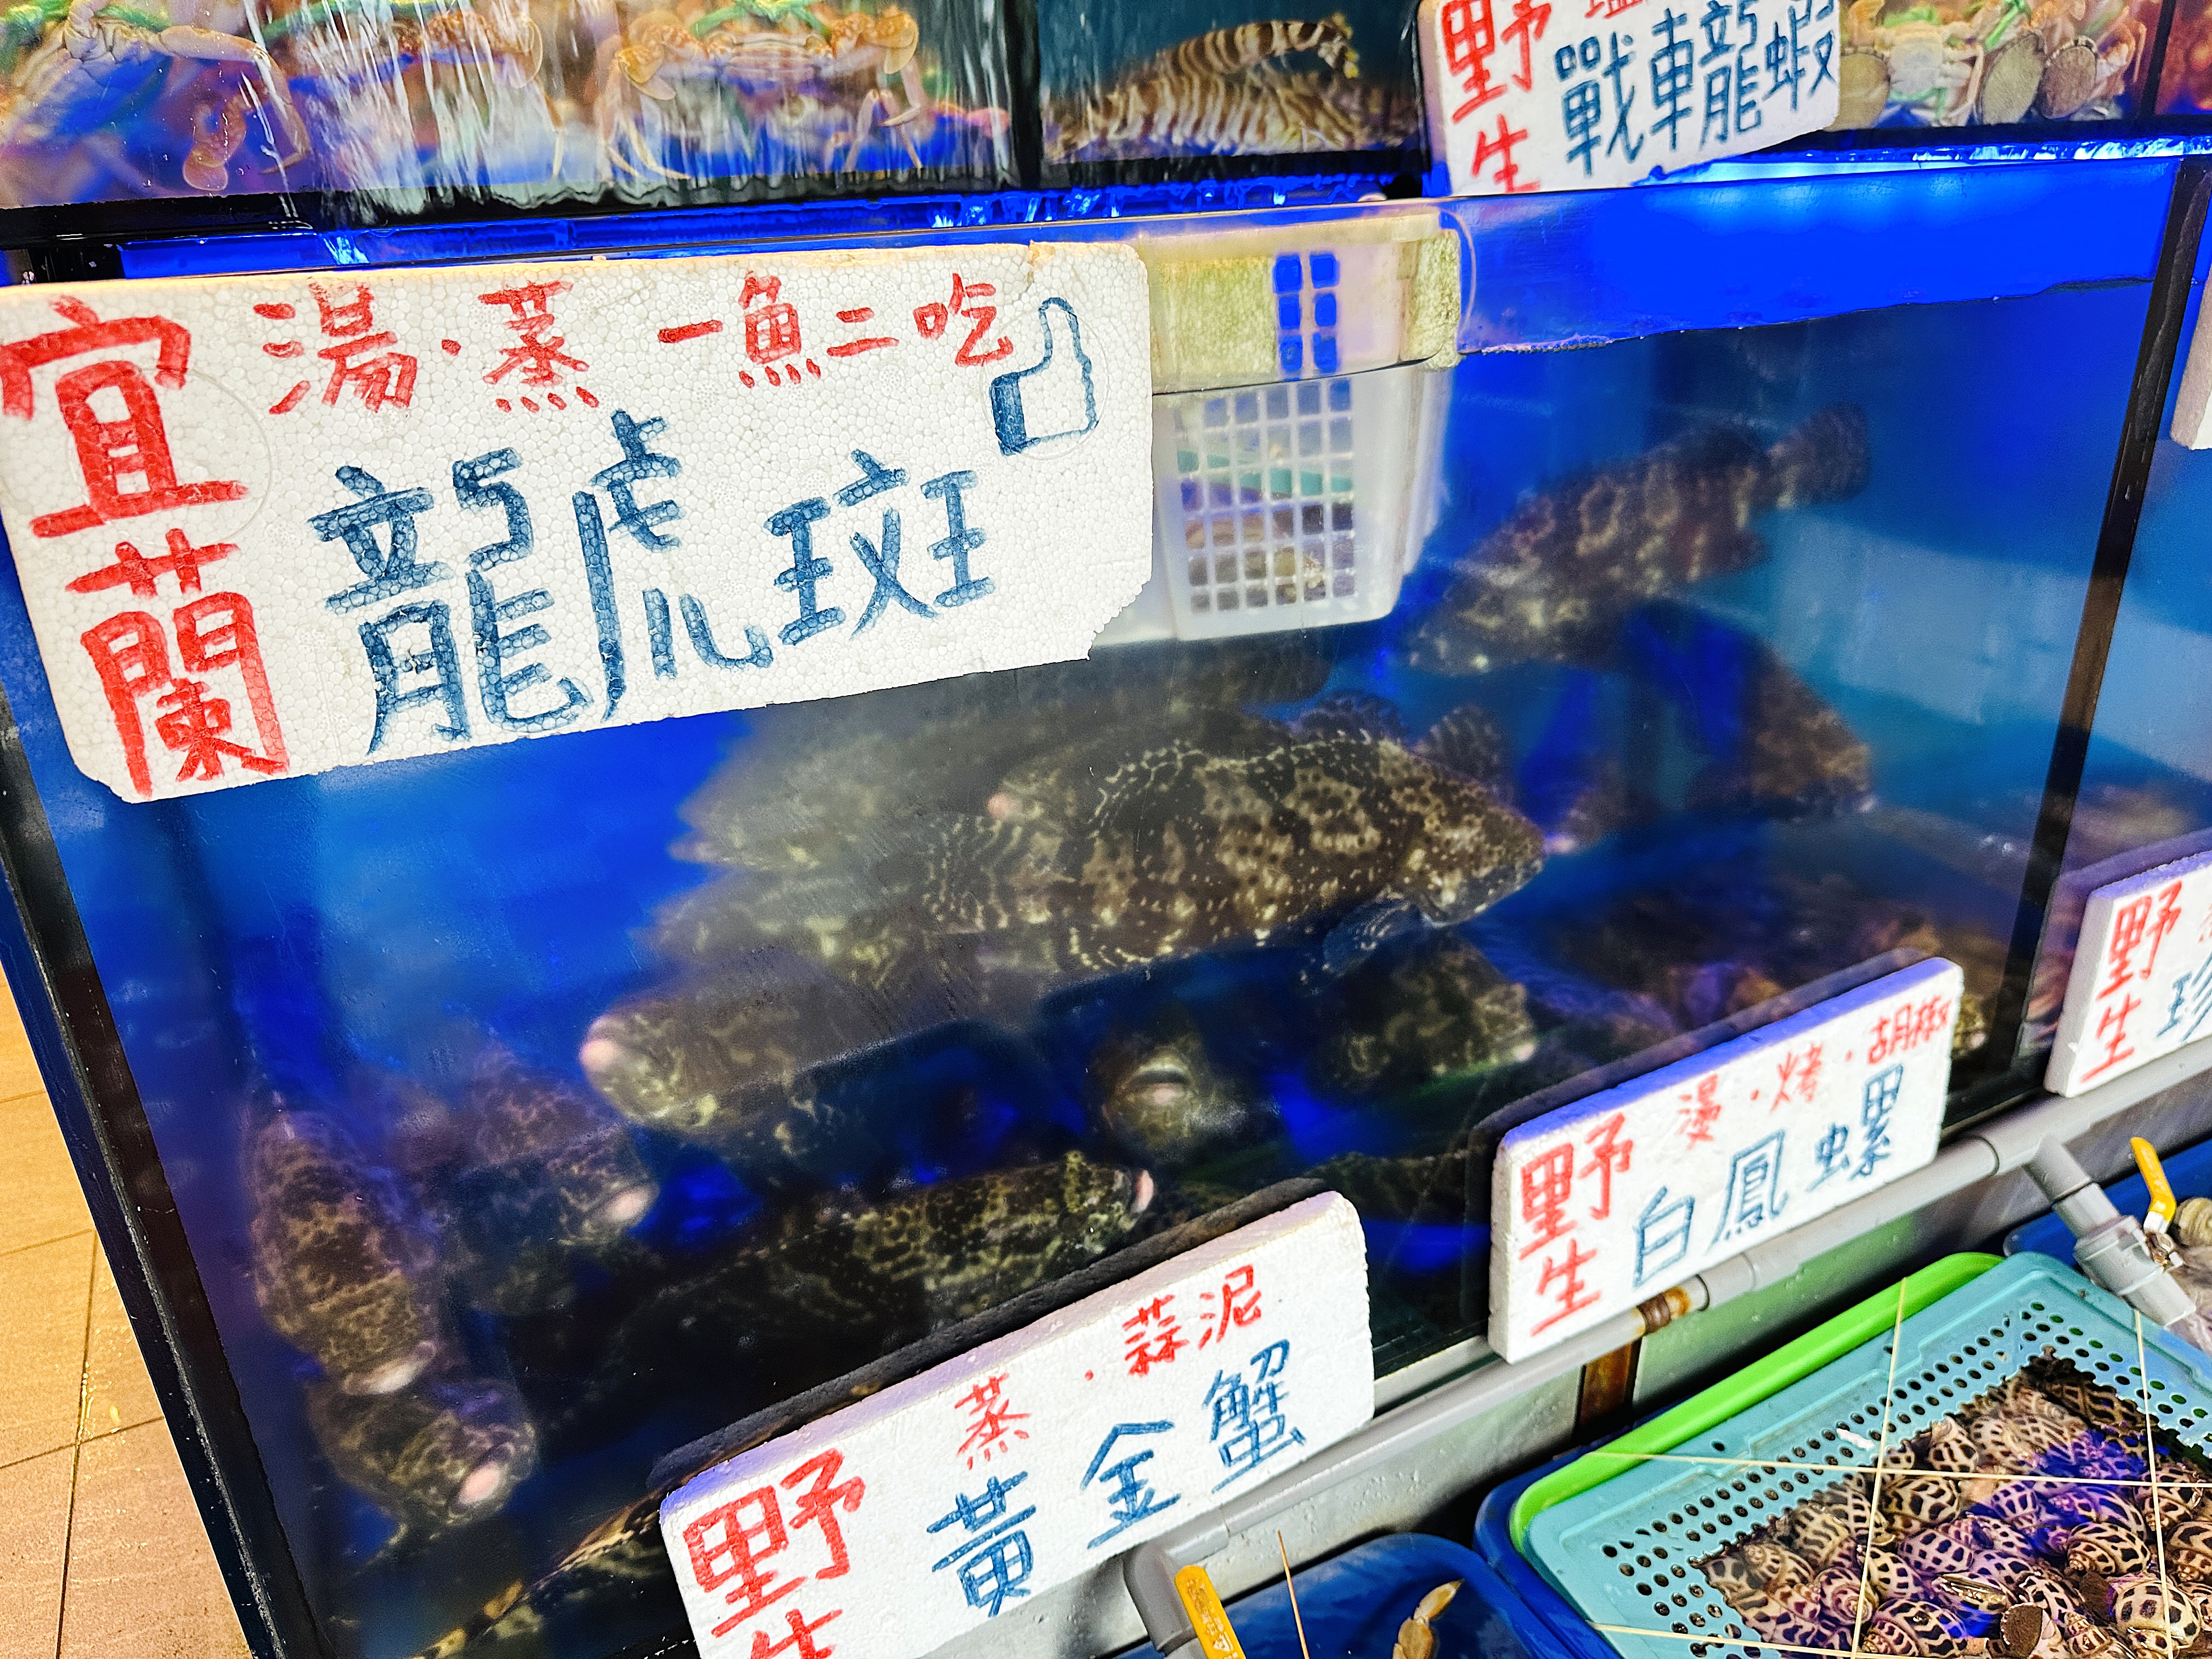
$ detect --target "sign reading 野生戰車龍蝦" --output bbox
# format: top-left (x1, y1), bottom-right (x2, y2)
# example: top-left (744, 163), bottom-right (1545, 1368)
top-left (660, 1194), bottom-right (1370, 1659)
top-left (0, 246), bottom-right (1153, 802)
top-left (2046, 846), bottom-right (2212, 1096)
top-left (1491, 956), bottom-right (1958, 1362)
top-left (1417, 0), bottom-right (1840, 199)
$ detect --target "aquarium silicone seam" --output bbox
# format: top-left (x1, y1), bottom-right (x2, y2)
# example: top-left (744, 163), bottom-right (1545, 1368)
top-left (1991, 156), bottom-right (2212, 1101)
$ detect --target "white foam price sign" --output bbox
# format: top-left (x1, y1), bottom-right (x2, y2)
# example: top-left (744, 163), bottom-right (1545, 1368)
top-left (1491, 957), bottom-right (1958, 1362)
top-left (2047, 846), bottom-right (2212, 1096)
top-left (662, 1194), bottom-right (1370, 1659)
top-left (0, 245), bottom-right (1152, 802)
top-left (1418, 0), bottom-right (1840, 198)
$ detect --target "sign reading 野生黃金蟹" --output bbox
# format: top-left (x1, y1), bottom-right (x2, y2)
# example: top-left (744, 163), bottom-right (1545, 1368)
top-left (1491, 956), bottom-right (1958, 1363)
top-left (661, 1193), bottom-right (1371, 1659)
top-left (0, 245), bottom-right (1153, 802)
top-left (2046, 846), bottom-right (2212, 1096)
top-left (1418, 0), bottom-right (1840, 199)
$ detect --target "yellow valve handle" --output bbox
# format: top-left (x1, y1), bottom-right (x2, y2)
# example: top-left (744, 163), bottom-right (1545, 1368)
top-left (2135, 1136), bottom-right (2178, 1235)
top-left (1175, 1565), bottom-right (1249, 1659)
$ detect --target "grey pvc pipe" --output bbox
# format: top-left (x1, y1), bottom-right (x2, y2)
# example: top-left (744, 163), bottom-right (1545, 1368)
top-left (1120, 1047), bottom-right (2212, 1653)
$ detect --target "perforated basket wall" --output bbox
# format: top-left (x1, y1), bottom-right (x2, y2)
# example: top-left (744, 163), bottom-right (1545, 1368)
top-left (1523, 1254), bottom-right (2212, 1659)
top-left (1147, 362), bottom-right (1447, 641)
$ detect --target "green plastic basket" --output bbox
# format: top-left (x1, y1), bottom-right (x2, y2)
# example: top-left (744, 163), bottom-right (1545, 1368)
top-left (1521, 1251), bottom-right (2212, 1659)
top-left (1507, 1253), bottom-right (1999, 1551)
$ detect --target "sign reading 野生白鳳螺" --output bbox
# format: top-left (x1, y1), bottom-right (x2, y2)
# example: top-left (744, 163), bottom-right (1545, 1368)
top-left (660, 1194), bottom-right (1370, 1659)
top-left (1491, 956), bottom-right (1958, 1362)
top-left (2047, 847), bottom-right (2212, 1096)
top-left (0, 246), bottom-right (1153, 802)
top-left (1417, 0), bottom-right (1839, 199)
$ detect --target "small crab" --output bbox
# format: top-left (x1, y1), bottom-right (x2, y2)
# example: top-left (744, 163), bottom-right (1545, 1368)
top-left (1844, 0), bottom-right (2011, 123)
top-left (0, 0), bottom-right (308, 196)
top-left (1392, 1581), bottom-right (1460, 1659)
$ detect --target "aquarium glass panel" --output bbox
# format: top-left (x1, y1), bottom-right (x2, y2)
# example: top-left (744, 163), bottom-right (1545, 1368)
top-left (0, 190), bottom-right (2168, 1658)
top-left (0, 0), bottom-right (1013, 211)
top-left (2019, 234), bottom-right (2212, 1064)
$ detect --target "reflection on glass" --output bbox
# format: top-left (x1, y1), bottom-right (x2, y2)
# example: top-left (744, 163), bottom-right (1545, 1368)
top-left (0, 0), bottom-right (1013, 208)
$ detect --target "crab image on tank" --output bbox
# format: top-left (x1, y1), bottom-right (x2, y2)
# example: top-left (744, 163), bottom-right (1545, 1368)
top-left (0, 0), bottom-right (308, 198)
top-left (1841, 0), bottom-right (2016, 123)
top-left (594, 0), bottom-right (933, 179)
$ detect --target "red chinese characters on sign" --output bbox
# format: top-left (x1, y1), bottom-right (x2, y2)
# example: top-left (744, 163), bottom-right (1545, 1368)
top-left (82, 594), bottom-right (286, 797)
top-left (1532, 1239), bottom-right (1599, 1336)
top-left (913, 275), bottom-right (1013, 367)
top-left (1866, 995), bottom-right (1955, 1068)
top-left (257, 286), bottom-right (419, 416)
top-left (2077, 883), bottom-right (2180, 1086)
top-left (0, 300), bottom-right (289, 799)
top-left (1519, 1132), bottom-right (1607, 1334)
top-left (1470, 116), bottom-right (1538, 193)
top-left (1677, 1074), bottom-right (1722, 1144)
top-left (1773, 1042), bottom-right (1824, 1111)
top-left (1579, 1111), bottom-right (1632, 1220)
top-left (1196, 1262), bottom-right (1263, 1349)
top-left (680, 1451), bottom-right (865, 1652)
top-left (0, 301), bottom-right (247, 540)
top-left (479, 279), bottom-right (598, 413)
top-left (954, 1373), bottom-right (1030, 1470)
top-left (1436, 0), bottom-right (1549, 122)
top-left (1122, 1293), bottom-right (1188, 1378)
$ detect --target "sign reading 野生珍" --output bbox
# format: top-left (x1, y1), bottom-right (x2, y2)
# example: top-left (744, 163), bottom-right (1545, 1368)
top-left (2046, 846), bottom-right (2212, 1096)
top-left (1418, 0), bottom-right (1840, 199)
top-left (661, 1194), bottom-right (1370, 1659)
top-left (1491, 956), bottom-right (1958, 1362)
top-left (0, 245), bottom-right (1153, 802)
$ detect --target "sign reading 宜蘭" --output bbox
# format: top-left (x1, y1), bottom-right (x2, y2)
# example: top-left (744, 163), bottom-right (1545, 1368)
top-left (0, 246), bottom-right (1153, 802)
top-left (2047, 847), bottom-right (2212, 1096)
top-left (1491, 956), bottom-right (1957, 1362)
top-left (1417, 0), bottom-right (1840, 199)
top-left (661, 1194), bottom-right (1370, 1659)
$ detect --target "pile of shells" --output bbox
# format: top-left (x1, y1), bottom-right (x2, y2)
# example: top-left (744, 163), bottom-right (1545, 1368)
top-left (1694, 1359), bottom-right (2212, 1658)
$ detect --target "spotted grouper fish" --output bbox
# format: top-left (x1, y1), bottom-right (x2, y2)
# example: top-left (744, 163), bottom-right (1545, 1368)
top-left (247, 1112), bottom-right (447, 1396)
top-left (306, 1367), bottom-right (538, 1536)
top-left (604, 1152), bottom-right (1155, 1383)
top-left (578, 951), bottom-right (898, 1177)
top-left (407, 1048), bottom-right (660, 1316)
top-left (1408, 406), bottom-right (1871, 674)
top-left (1088, 1006), bottom-right (1277, 1169)
top-left (901, 729), bottom-right (1544, 980)
top-left (1308, 931), bottom-right (1537, 1096)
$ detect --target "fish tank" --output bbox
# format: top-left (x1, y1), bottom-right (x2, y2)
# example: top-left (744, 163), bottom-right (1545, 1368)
top-left (0, 148), bottom-right (2199, 1659)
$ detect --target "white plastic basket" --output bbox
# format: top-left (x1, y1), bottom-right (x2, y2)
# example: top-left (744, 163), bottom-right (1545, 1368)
top-left (1092, 214), bottom-right (1462, 647)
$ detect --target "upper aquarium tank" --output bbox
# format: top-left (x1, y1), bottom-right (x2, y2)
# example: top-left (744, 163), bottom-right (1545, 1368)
top-left (0, 155), bottom-right (2198, 1659)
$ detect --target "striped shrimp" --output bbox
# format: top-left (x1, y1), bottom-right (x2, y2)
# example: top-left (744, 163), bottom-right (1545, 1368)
top-left (1048, 63), bottom-right (1392, 159)
top-left (1139, 12), bottom-right (1359, 80)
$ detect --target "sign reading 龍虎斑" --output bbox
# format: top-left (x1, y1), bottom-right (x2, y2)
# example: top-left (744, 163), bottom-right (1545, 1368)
top-left (1491, 956), bottom-right (1958, 1362)
top-left (661, 1193), bottom-right (1370, 1659)
top-left (0, 244), bottom-right (1153, 802)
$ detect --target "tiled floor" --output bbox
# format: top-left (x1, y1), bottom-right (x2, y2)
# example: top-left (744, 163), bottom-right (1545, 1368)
top-left (0, 995), bottom-right (249, 1659)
